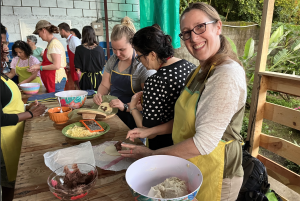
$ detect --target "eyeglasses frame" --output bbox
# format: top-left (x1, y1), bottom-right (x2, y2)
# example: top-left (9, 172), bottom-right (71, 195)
top-left (179, 20), bottom-right (217, 41)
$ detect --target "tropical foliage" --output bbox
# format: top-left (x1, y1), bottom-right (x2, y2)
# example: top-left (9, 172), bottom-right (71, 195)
top-left (180, 0), bottom-right (300, 25)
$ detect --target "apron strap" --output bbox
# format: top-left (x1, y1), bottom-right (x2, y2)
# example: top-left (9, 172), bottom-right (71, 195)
top-left (186, 64), bottom-right (201, 87)
top-left (16, 58), bottom-right (21, 67)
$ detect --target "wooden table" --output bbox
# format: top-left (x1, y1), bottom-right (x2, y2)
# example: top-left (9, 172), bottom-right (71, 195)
top-left (13, 99), bottom-right (138, 201)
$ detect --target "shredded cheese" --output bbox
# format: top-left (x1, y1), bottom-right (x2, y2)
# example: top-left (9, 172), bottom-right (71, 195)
top-left (66, 125), bottom-right (102, 137)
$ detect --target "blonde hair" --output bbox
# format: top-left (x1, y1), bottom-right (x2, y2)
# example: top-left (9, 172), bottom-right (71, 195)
top-left (180, 3), bottom-right (242, 80)
top-left (111, 16), bottom-right (136, 42)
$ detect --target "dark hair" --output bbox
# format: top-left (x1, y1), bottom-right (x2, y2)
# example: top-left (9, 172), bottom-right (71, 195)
top-left (1, 23), bottom-right (6, 35)
top-left (58, 23), bottom-right (70, 32)
top-left (180, 2), bottom-right (242, 80)
top-left (1, 42), bottom-right (5, 72)
top-left (70, 28), bottom-right (81, 39)
top-left (43, 25), bottom-right (59, 34)
top-left (12, 40), bottom-right (33, 58)
top-left (152, 24), bottom-right (161, 30)
top-left (130, 26), bottom-right (174, 64)
top-left (82, 26), bottom-right (97, 46)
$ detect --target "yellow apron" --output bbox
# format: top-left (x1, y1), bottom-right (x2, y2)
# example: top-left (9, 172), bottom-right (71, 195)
top-left (16, 58), bottom-right (43, 85)
top-left (172, 64), bottom-right (235, 201)
top-left (1, 76), bottom-right (25, 181)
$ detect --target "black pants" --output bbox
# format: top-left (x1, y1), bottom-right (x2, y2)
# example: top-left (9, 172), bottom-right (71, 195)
top-left (116, 110), bottom-right (136, 130)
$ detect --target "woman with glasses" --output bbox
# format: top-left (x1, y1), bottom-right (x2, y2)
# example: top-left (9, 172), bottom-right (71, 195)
top-left (121, 3), bottom-right (247, 201)
top-left (127, 25), bottom-right (195, 150)
top-left (93, 17), bottom-right (155, 129)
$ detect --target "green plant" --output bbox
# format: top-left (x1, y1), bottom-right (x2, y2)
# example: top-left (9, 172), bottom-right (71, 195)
top-left (284, 160), bottom-right (300, 174)
top-left (240, 115), bottom-right (249, 139)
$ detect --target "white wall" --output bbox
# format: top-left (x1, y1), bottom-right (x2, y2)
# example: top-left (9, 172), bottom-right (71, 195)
top-left (1, 0), bottom-right (140, 43)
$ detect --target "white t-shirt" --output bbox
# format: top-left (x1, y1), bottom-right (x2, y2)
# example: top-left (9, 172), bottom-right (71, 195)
top-left (67, 34), bottom-right (81, 54)
top-left (193, 60), bottom-right (247, 155)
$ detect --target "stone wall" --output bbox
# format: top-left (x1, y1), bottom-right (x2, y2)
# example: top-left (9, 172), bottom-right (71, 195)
top-left (174, 22), bottom-right (260, 66)
top-left (1, 0), bottom-right (140, 43)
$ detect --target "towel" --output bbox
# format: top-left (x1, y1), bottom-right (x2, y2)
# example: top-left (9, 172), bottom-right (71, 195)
top-left (27, 90), bottom-right (96, 103)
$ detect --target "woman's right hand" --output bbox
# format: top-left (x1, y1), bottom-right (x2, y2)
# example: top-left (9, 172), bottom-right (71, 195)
top-left (29, 104), bottom-right (47, 117)
top-left (93, 93), bottom-right (102, 105)
top-left (126, 128), bottom-right (157, 142)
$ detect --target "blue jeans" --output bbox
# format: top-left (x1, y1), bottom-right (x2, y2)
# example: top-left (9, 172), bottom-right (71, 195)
top-left (55, 78), bottom-right (67, 92)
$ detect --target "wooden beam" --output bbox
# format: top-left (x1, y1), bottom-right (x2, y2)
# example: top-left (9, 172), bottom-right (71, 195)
top-left (260, 133), bottom-right (300, 165)
top-left (259, 72), bottom-right (300, 96)
top-left (264, 102), bottom-right (300, 131)
top-left (249, 76), bottom-right (269, 157)
top-left (257, 154), bottom-right (300, 194)
top-left (247, 0), bottom-right (275, 156)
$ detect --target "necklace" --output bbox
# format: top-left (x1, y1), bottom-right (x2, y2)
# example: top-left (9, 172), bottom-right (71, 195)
top-left (158, 56), bottom-right (173, 70)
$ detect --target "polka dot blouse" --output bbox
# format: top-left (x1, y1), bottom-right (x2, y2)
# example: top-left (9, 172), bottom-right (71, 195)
top-left (142, 59), bottom-right (196, 128)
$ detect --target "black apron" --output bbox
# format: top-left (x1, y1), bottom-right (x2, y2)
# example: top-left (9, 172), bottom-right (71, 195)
top-left (110, 50), bottom-right (137, 129)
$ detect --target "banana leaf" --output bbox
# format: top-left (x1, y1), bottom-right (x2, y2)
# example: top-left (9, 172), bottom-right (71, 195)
top-left (225, 36), bottom-right (237, 55)
top-left (269, 25), bottom-right (284, 45)
top-left (243, 38), bottom-right (255, 60)
top-left (273, 49), bottom-right (288, 66)
top-left (292, 39), bottom-right (300, 51)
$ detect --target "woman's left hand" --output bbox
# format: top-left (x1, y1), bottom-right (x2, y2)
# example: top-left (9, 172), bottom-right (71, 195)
top-left (109, 99), bottom-right (124, 111)
top-left (130, 91), bottom-right (143, 108)
top-left (28, 64), bottom-right (40, 72)
top-left (119, 143), bottom-right (153, 159)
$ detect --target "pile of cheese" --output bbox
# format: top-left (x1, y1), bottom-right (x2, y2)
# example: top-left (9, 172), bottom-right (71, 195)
top-left (66, 125), bottom-right (100, 137)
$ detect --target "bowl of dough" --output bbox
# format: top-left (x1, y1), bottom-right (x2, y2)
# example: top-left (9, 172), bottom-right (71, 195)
top-left (55, 90), bottom-right (88, 109)
top-left (47, 163), bottom-right (97, 200)
top-left (125, 155), bottom-right (203, 201)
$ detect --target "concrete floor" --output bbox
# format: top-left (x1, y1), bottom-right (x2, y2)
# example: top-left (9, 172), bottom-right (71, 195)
top-left (268, 176), bottom-right (300, 201)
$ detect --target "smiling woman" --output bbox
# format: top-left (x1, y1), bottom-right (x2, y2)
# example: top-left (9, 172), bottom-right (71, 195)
top-left (6, 40), bottom-right (43, 86)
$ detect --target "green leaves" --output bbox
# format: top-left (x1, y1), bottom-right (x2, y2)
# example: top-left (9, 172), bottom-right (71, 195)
top-left (269, 25), bottom-right (284, 45)
top-left (225, 36), bottom-right (237, 55)
top-left (243, 38), bottom-right (255, 60)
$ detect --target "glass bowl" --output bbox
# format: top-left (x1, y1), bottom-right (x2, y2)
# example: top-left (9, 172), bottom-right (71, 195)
top-left (47, 163), bottom-right (98, 200)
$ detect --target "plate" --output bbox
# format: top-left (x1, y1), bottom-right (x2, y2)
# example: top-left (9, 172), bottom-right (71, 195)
top-left (91, 95), bottom-right (118, 116)
top-left (62, 121), bottom-right (110, 140)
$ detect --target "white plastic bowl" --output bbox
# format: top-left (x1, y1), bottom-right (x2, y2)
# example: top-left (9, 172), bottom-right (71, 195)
top-left (126, 155), bottom-right (203, 201)
top-left (19, 83), bottom-right (40, 94)
top-left (55, 90), bottom-right (88, 109)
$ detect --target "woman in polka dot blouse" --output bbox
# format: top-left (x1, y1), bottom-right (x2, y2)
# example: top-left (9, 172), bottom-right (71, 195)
top-left (127, 25), bottom-right (196, 150)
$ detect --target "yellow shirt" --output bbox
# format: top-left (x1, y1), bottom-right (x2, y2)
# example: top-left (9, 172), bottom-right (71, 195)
top-left (47, 39), bottom-right (67, 83)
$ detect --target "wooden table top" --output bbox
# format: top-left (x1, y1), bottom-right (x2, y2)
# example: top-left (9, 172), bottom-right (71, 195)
top-left (21, 85), bottom-right (47, 103)
top-left (13, 99), bottom-right (138, 201)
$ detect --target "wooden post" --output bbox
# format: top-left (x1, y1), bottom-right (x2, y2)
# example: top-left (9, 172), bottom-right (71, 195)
top-left (247, 0), bottom-right (275, 157)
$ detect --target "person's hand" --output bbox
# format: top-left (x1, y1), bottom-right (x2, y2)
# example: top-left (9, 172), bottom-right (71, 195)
top-left (109, 99), bottom-right (124, 111)
top-left (26, 100), bottom-right (39, 111)
top-left (18, 81), bottom-right (27, 86)
top-left (126, 128), bottom-right (156, 142)
top-left (28, 64), bottom-right (40, 72)
top-left (29, 104), bottom-right (47, 117)
top-left (119, 143), bottom-right (153, 159)
top-left (130, 91), bottom-right (143, 108)
top-left (40, 51), bottom-right (44, 56)
top-left (93, 93), bottom-right (102, 105)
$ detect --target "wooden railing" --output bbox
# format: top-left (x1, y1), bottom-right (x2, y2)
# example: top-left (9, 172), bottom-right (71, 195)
top-left (249, 71), bottom-right (300, 195)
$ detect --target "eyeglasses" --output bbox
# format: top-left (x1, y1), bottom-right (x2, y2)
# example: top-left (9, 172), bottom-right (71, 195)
top-left (135, 54), bottom-right (144, 62)
top-left (179, 21), bottom-right (217, 41)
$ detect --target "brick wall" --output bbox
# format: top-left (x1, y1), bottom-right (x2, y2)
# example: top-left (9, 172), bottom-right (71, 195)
top-left (1, 0), bottom-right (140, 48)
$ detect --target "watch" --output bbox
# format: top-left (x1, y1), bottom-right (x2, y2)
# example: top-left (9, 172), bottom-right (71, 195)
top-left (123, 104), bottom-right (129, 112)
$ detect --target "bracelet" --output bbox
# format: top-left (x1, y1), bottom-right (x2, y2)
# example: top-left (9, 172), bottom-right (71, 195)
top-left (28, 111), bottom-right (34, 118)
top-left (40, 66), bottom-right (43, 71)
top-left (130, 107), bottom-right (138, 114)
